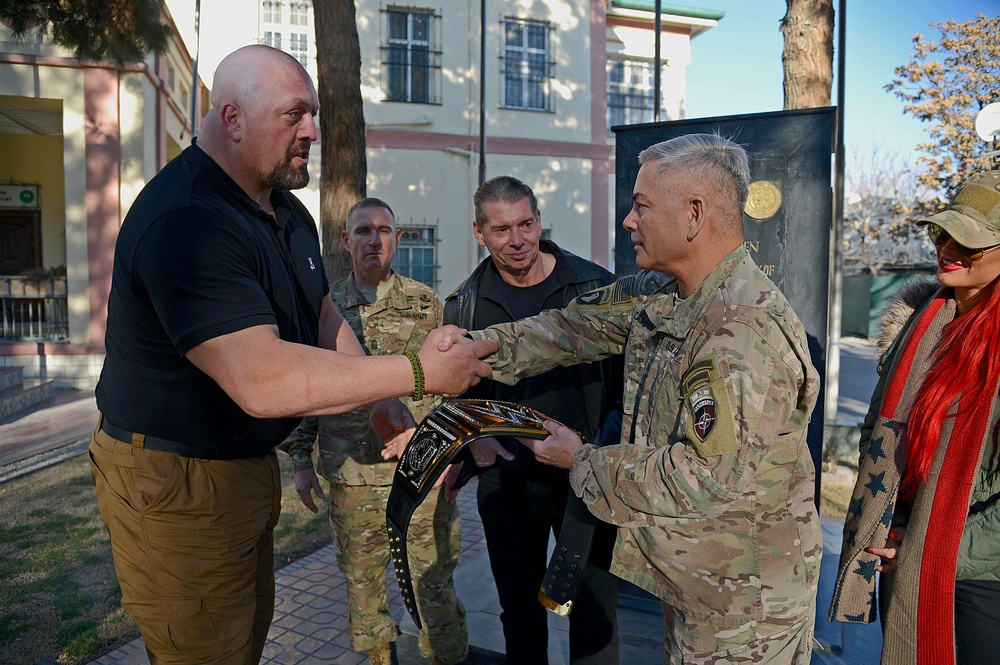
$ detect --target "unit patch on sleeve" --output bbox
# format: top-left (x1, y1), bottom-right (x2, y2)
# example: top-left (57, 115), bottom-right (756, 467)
top-left (681, 356), bottom-right (737, 458)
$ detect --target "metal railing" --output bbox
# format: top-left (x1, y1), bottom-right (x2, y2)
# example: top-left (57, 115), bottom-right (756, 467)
top-left (1, 276), bottom-right (69, 342)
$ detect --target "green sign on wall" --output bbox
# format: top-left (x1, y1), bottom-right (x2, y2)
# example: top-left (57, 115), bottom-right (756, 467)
top-left (0, 184), bottom-right (39, 208)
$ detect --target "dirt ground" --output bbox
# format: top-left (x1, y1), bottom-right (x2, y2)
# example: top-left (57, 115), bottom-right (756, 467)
top-left (0, 452), bottom-right (329, 665)
top-left (0, 451), bottom-right (859, 664)
top-left (819, 458), bottom-right (858, 519)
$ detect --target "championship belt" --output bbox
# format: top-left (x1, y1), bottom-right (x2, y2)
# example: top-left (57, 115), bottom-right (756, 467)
top-left (386, 399), bottom-right (593, 629)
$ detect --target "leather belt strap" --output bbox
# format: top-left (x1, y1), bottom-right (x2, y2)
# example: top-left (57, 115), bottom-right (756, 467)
top-left (386, 398), bottom-right (592, 629)
top-left (538, 485), bottom-right (597, 616)
top-left (99, 417), bottom-right (243, 460)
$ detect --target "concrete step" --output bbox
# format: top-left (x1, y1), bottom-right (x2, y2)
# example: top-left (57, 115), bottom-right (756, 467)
top-left (0, 365), bottom-right (23, 392)
top-left (0, 378), bottom-right (56, 420)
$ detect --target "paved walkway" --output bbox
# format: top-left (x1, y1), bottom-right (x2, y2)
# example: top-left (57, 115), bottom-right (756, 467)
top-left (4, 338), bottom-right (884, 665)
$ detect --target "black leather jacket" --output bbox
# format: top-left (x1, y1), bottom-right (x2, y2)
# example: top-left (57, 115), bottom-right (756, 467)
top-left (443, 239), bottom-right (621, 442)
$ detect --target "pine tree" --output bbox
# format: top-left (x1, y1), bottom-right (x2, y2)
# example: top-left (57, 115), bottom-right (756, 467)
top-left (0, 0), bottom-right (171, 64)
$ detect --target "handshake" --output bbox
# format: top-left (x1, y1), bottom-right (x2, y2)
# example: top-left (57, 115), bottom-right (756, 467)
top-left (371, 325), bottom-right (496, 463)
top-left (412, 324), bottom-right (497, 397)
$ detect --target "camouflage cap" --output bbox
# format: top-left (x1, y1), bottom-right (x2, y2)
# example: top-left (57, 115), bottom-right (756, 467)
top-left (917, 170), bottom-right (1000, 249)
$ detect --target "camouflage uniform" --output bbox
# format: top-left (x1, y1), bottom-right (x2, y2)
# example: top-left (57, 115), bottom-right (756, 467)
top-left (283, 272), bottom-right (468, 663)
top-left (472, 246), bottom-right (821, 663)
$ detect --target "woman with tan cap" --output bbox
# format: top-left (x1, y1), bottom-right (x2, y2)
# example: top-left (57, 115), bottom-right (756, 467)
top-left (830, 170), bottom-right (1000, 664)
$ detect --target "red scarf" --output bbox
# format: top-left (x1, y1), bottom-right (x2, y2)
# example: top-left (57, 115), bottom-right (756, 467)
top-left (882, 297), bottom-right (993, 664)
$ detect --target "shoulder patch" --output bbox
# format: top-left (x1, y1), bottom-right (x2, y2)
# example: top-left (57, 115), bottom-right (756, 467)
top-left (682, 356), bottom-right (737, 458)
top-left (573, 275), bottom-right (638, 308)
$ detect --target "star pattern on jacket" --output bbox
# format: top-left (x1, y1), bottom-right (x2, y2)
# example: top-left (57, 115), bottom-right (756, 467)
top-left (853, 557), bottom-right (878, 583)
top-left (880, 501), bottom-right (895, 528)
top-left (865, 471), bottom-right (887, 497)
top-left (867, 435), bottom-right (887, 463)
top-left (884, 419), bottom-right (906, 437)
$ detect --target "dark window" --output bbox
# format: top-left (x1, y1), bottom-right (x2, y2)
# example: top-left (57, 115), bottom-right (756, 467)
top-left (501, 19), bottom-right (554, 112)
top-left (382, 8), bottom-right (441, 104)
top-left (289, 32), bottom-right (309, 66)
top-left (606, 56), bottom-right (667, 130)
top-left (393, 226), bottom-right (437, 288)
top-left (264, 31), bottom-right (282, 50)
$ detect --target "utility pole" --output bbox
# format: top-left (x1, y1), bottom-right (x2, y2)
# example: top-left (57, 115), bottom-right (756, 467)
top-left (653, 0), bottom-right (661, 122)
top-left (826, 0), bottom-right (847, 424)
top-left (479, 0), bottom-right (487, 185)
top-left (190, 0), bottom-right (202, 139)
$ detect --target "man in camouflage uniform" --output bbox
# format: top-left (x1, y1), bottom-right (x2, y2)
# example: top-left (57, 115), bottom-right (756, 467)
top-left (283, 198), bottom-right (467, 665)
top-left (466, 134), bottom-right (822, 663)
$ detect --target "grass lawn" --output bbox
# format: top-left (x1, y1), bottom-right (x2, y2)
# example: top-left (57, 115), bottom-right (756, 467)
top-left (0, 451), bottom-right (330, 665)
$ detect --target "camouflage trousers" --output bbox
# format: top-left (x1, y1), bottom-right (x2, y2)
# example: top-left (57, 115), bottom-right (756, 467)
top-left (661, 600), bottom-right (815, 664)
top-left (327, 482), bottom-right (468, 663)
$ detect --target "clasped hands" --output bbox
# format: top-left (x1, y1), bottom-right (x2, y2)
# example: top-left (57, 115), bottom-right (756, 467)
top-left (373, 324), bottom-right (497, 461)
top-left (430, 325), bottom-right (584, 465)
top-left (374, 326), bottom-right (582, 497)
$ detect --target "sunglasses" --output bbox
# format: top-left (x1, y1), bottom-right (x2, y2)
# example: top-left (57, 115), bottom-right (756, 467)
top-left (927, 224), bottom-right (1000, 262)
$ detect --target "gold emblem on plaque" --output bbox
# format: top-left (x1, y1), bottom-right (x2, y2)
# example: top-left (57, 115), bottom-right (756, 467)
top-left (745, 180), bottom-right (782, 220)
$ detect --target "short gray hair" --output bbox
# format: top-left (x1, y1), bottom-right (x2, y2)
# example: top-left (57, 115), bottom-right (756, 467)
top-left (638, 133), bottom-right (751, 225)
top-left (474, 175), bottom-right (539, 226)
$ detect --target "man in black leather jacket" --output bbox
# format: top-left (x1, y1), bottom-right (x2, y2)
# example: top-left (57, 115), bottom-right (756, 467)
top-left (444, 175), bottom-right (622, 664)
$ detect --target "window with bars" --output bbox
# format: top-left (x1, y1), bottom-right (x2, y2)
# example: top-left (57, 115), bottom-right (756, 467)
top-left (289, 32), bottom-right (309, 66)
top-left (393, 226), bottom-right (437, 288)
top-left (606, 56), bottom-right (667, 130)
top-left (381, 8), bottom-right (441, 104)
top-left (501, 18), bottom-right (554, 112)
top-left (262, 0), bottom-right (279, 23)
top-left (289, 1), bottom-right (310, 26)
top-left (264, 31), bottom-right (282, 50)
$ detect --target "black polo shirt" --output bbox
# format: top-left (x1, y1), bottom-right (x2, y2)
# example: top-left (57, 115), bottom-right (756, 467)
top-left (95, 144), bottom-right (328, 457)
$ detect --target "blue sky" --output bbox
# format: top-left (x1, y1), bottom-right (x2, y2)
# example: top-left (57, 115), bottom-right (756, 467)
top-left (683, 0), bottom-right (997, 166)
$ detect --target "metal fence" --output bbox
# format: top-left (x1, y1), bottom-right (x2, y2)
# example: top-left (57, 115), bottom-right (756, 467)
top-left (1, 276), bottom-right (69, 342)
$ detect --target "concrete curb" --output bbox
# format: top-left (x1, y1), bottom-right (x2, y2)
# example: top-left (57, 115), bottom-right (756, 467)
top-left (0, 437), bottom-right (89, 484)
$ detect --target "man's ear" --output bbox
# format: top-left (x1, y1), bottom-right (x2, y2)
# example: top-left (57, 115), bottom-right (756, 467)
top-left (473, 222), bottom-right (486, 248)
top-left (341, 229), bottom-right (350, 251)
top-left (220, 102), bottom-right (242, 141)
top-left (686, 195), bottom-right (706, 242)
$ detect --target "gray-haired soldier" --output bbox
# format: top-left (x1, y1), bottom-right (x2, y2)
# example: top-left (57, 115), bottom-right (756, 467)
top-left (466, 134), bottom-right (822, 663)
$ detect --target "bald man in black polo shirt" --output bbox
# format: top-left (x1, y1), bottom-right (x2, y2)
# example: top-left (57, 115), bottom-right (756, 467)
top-left (91, 45), bottom-right (495, 665)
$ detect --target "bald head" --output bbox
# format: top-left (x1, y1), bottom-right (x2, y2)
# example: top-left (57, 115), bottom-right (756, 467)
top-left (197, 44), bottom-right (319, 209)
top-left (210, 45), bottom-right (307, 115)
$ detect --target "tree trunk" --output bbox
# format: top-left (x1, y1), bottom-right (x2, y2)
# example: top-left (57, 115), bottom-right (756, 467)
top-left (313, 0), bottom-right (366, 282)
top-left (780, 0), bottom-right (834, 109)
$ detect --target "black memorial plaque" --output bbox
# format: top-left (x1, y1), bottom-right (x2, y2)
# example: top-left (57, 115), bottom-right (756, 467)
top-left (613, 108), bottom-right (835, 498)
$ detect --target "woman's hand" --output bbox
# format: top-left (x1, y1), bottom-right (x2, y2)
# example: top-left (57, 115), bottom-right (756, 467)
top-left (868, 527), bottom-right (906, 574)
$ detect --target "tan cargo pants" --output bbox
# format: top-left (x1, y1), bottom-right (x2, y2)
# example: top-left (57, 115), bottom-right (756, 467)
top-left (89, 422), bottom-right (281, 664)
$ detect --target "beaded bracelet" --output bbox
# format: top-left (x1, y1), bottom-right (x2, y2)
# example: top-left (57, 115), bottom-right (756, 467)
top-left (403, 350), bottom-right (425, 401)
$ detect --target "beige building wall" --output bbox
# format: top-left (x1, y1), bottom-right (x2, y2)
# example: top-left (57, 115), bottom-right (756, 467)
top-left (0, 57), bottom-right (89, 344)
top-left (0, 10), bottom-right (205, 387)
top-left (358, 0), bottom-right (605, 293)
top-left (171, 0), bottom-right (717, 290)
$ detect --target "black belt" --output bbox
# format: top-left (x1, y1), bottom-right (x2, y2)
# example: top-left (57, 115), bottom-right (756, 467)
top-left (386, 399), bottom-right (594, 629)
top-left (100, 419), bottom-right (242, 460)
